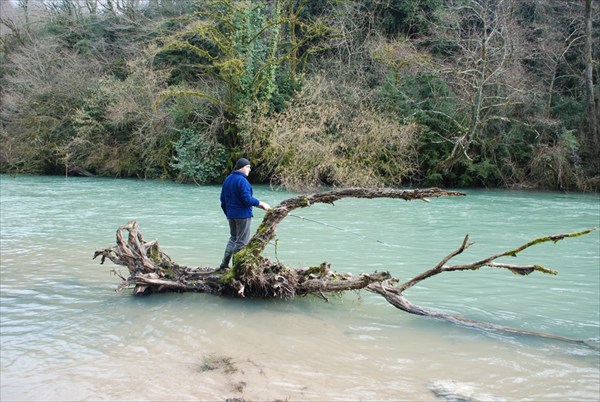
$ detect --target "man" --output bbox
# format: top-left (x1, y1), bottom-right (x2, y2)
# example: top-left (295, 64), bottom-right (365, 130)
top-left (219, 158), bottom-right (270, 270)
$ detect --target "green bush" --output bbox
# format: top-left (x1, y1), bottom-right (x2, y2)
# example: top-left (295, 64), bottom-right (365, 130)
top-left (170, 128), bottom-right (227, 184)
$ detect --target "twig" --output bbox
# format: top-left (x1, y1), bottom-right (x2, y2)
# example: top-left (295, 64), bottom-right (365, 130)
top-left (397, 229), bottom-right (595, 293)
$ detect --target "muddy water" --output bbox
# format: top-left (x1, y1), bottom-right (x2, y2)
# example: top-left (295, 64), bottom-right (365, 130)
top-left (1, 175), bottom-right (598, 401)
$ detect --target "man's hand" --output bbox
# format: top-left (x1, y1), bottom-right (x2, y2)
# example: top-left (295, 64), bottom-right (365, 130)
top-left (259, 201), bottom-right (271, 210)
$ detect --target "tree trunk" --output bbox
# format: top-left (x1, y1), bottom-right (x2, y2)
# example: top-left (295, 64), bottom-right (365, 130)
top-left (584, 0), bottom-right (599, 160)
top-left (94, 187), bottom-right (595, 344)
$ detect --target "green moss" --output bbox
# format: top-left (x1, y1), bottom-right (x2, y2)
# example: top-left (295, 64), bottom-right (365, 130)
top-left (305, 262), bottom-right (327, 277)
top-left (220, 246), bottom-right (262, 283)
top-left (149, 245), bottom-right (160, 260)
top-left (254, 221), bottom-right (269, 237)
top-left (163, 264), bottom-right (175, 279)
top-left (504, 229), bottom-right (596, 258)
top-left (533, 264), bottom-right (558, 275)
top-left (220, 269), bottom-right (235, 283)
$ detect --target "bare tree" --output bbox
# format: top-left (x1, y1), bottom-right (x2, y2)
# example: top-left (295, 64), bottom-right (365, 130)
top-left (431, 0), bottom-right (526, 166)
top-left (523, 0), bottom-right (599, 172)
top-left (518, 1), bottom-right (582, 120)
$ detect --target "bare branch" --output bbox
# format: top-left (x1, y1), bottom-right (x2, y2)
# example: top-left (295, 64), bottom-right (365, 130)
top-left (245, 187), bottom-right (466, 260)
top-left (396, 229), bottom-right (595, 293)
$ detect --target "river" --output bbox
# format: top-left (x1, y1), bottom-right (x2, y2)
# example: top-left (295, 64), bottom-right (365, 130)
top-left (1, 175), bottom-right (598, 401)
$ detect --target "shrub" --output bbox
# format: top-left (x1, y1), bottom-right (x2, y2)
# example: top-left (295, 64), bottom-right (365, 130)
top-left (247, 75), bottom-right (420, 190)
top-left (529, 129), bottom-right (585, 190)
top-left (170, 127), bottom-right (227, 184)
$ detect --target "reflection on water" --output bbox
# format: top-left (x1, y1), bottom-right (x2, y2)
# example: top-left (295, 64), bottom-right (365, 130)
top-left (1, 175), bottom-right (599, 401)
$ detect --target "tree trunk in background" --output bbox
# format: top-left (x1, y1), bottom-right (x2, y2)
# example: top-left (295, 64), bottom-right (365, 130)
top-left (584, 0), bottom-right (599, 160)
top-left (437, 0), bottom-right (522, 166)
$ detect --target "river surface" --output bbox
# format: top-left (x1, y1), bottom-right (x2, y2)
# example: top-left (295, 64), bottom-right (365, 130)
top-left (1, 175), bottom-right (599, 401)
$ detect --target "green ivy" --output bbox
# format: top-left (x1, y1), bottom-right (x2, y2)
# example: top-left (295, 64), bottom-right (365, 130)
top-left (170, 128), bottom-right (227, 184)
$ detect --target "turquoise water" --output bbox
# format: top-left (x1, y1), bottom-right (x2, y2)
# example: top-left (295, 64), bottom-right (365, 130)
top-left (1, 175), bottom-right (599, 401)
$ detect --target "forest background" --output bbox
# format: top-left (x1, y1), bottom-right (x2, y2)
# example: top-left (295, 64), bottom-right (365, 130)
top-left (1, 0), bottom-right (598, 191)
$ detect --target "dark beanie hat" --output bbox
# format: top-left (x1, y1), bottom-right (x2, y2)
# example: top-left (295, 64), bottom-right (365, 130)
top-left (234, 157), bottom-right (251, 170)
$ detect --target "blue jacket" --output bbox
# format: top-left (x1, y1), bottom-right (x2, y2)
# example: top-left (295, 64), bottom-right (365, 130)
top-left (220, 171), bottom-right (260, 219)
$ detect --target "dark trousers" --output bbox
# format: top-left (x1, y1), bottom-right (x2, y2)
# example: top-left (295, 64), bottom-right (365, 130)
top-left (220, 218), bottom-right (252, 269)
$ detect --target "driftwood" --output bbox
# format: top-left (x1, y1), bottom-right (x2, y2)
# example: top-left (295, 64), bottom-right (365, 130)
top-left (94, 187), bottom-right (595, 344)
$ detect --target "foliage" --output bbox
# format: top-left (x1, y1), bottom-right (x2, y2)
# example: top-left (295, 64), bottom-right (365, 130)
top-left (529, 129), bottom-right (586, 190)
top-left (0, 0), bottom-right (598, 191)
top-left (0, 39), bottom-right (100, 174)
top-left (0, 39), bottom-right (173, 177)
top-left (248, 76), bottom-right (420, 190)
top-left (358, 0), bottom-right (443, 38)
top-left (153, 0), bottom-right (335, 149)
top-left (170, 127), bottom-right (227, 184)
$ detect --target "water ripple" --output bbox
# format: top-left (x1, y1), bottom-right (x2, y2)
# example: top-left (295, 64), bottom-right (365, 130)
top-left (1, 176), bottom-right (598, 401)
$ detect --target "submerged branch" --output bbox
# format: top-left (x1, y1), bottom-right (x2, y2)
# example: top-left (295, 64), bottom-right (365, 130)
top-left (368, 283), bottom-right (589, 344)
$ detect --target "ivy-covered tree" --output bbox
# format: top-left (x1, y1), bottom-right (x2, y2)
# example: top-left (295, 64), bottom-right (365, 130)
top-left (154, 0), bottom-right (333, 148)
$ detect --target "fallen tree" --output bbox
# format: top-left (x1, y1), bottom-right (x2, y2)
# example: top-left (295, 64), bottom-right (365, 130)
top-left (94, 187), bottom-right (595, 344)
